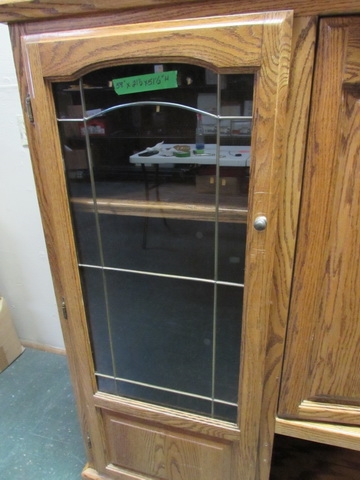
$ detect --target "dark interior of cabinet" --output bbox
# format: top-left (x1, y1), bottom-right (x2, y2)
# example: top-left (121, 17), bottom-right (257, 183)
top-left (270, 435), bottom-right (360, 480)
top-left (53, 63), bottom-right (253, 422)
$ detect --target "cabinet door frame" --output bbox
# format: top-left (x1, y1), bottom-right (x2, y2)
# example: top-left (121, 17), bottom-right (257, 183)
top-left (279, 16), bottom-right (360, 431)
top-left (20, 11), bottom-right (294, 480)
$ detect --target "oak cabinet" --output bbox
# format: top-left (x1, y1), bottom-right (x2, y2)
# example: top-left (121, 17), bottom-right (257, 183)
top-left (1, 1), bottom-right (360, 479)
top-left (14, 10), bottom-right (295, 480)
top-left (277, 16), bottom-right (360, 443)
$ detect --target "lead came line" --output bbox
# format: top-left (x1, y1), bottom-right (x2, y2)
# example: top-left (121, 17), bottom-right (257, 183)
top-left (56, 100), bottom-right (252, 123)
top-left (95, 372), bottom-right (237, 408)
top-left (79, 77), bottom-right (120, 394)
top-left (78, 263), bottom-right (245, 289)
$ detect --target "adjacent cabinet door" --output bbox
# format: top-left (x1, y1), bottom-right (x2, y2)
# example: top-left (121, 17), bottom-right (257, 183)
top-left (21, 11), bottom-right (293, 480)
top-left (279, 16), bottom-right (360, 428)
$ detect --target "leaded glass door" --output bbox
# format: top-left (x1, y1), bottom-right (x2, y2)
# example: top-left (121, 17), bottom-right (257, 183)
top-left (22, 11), bottom-right (293, 480)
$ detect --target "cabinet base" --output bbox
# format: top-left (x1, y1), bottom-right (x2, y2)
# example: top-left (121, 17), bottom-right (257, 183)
top-left (82, 464), bottom-right (108, 480)
top-left (83, 464), bottom-right (154, 479)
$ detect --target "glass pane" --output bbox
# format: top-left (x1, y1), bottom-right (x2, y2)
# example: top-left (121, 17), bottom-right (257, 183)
top-left (100, 215), bottom-right (215, 279)
top-left (107, 271), bottom-right (214, 394)
top-left (53, 63), bottom-right (253, 422)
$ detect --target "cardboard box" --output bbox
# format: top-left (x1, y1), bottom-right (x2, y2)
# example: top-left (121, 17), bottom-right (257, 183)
top-left (79, 118), bottom-right (108, 136)
top-left (64, 147), bottom-right (88, 170)
top-left (196, 175), bottom-right (241, 195)
top-left (197, 94), bottom-right (242, 135)
top-left (0, 297), bottom-right (24, 373)
top-left (61, 105), bottom-right (83, 138)
top-left (63, 105), bottom-right (111, 137)
top-left (196, 166), bottom-right (249, 195)
top-left (230, 119), bottom-right (252, 136)
top-left (67, 104), bottom-right (83, 119)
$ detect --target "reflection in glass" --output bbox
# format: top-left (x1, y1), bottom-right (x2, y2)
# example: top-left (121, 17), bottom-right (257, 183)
top-left (53, 64), bottom-right (253, 422)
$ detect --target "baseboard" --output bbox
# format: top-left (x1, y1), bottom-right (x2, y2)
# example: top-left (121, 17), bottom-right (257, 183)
top-left (21, 340), bottom-right (66, 356)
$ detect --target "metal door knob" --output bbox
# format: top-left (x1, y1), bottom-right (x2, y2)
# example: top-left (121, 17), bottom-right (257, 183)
top-left (253, 216), bottom-right (267, 231)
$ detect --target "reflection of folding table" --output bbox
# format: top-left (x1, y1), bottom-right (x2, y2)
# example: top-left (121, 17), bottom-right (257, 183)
top-left (130, 144), bottom-right (251, 247)
top-left (129, 144), bottom-right (251, 167)
top-left (71, 146), bottom-right (250, 248)
top-left (130, 144), bottom-right (251, 199)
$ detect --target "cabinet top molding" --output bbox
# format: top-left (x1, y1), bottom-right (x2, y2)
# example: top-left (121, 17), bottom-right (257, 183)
top-left (0, 0), bottom-right (360, 23)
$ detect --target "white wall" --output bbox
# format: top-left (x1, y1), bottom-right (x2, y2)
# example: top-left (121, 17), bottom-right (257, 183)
top-left (0, 24), bottom-right (64, 351)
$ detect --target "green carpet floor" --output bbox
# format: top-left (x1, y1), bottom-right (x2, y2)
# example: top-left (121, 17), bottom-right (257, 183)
top-left (0, 348), bottom-right (86, 479)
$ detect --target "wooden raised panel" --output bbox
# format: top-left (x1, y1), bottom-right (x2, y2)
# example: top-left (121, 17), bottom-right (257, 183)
top-left (278, 16), bottom-right (360, 428)
top-left (103, 412), bottom-right (232, 480)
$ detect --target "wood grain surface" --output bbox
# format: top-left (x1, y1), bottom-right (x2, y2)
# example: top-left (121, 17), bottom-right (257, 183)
top-left (12, 0), bottom-right (360, 475)
top-left (28, 15), bottom-right (263, 81)
top-left (1, 0), bottom-right (360, 23)
top-left (17, 9), bottom-right (295, 480)
top-left (278, 16), bottom-right (360, 429)
top-left (256, 15), bottom-right (317, 479)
